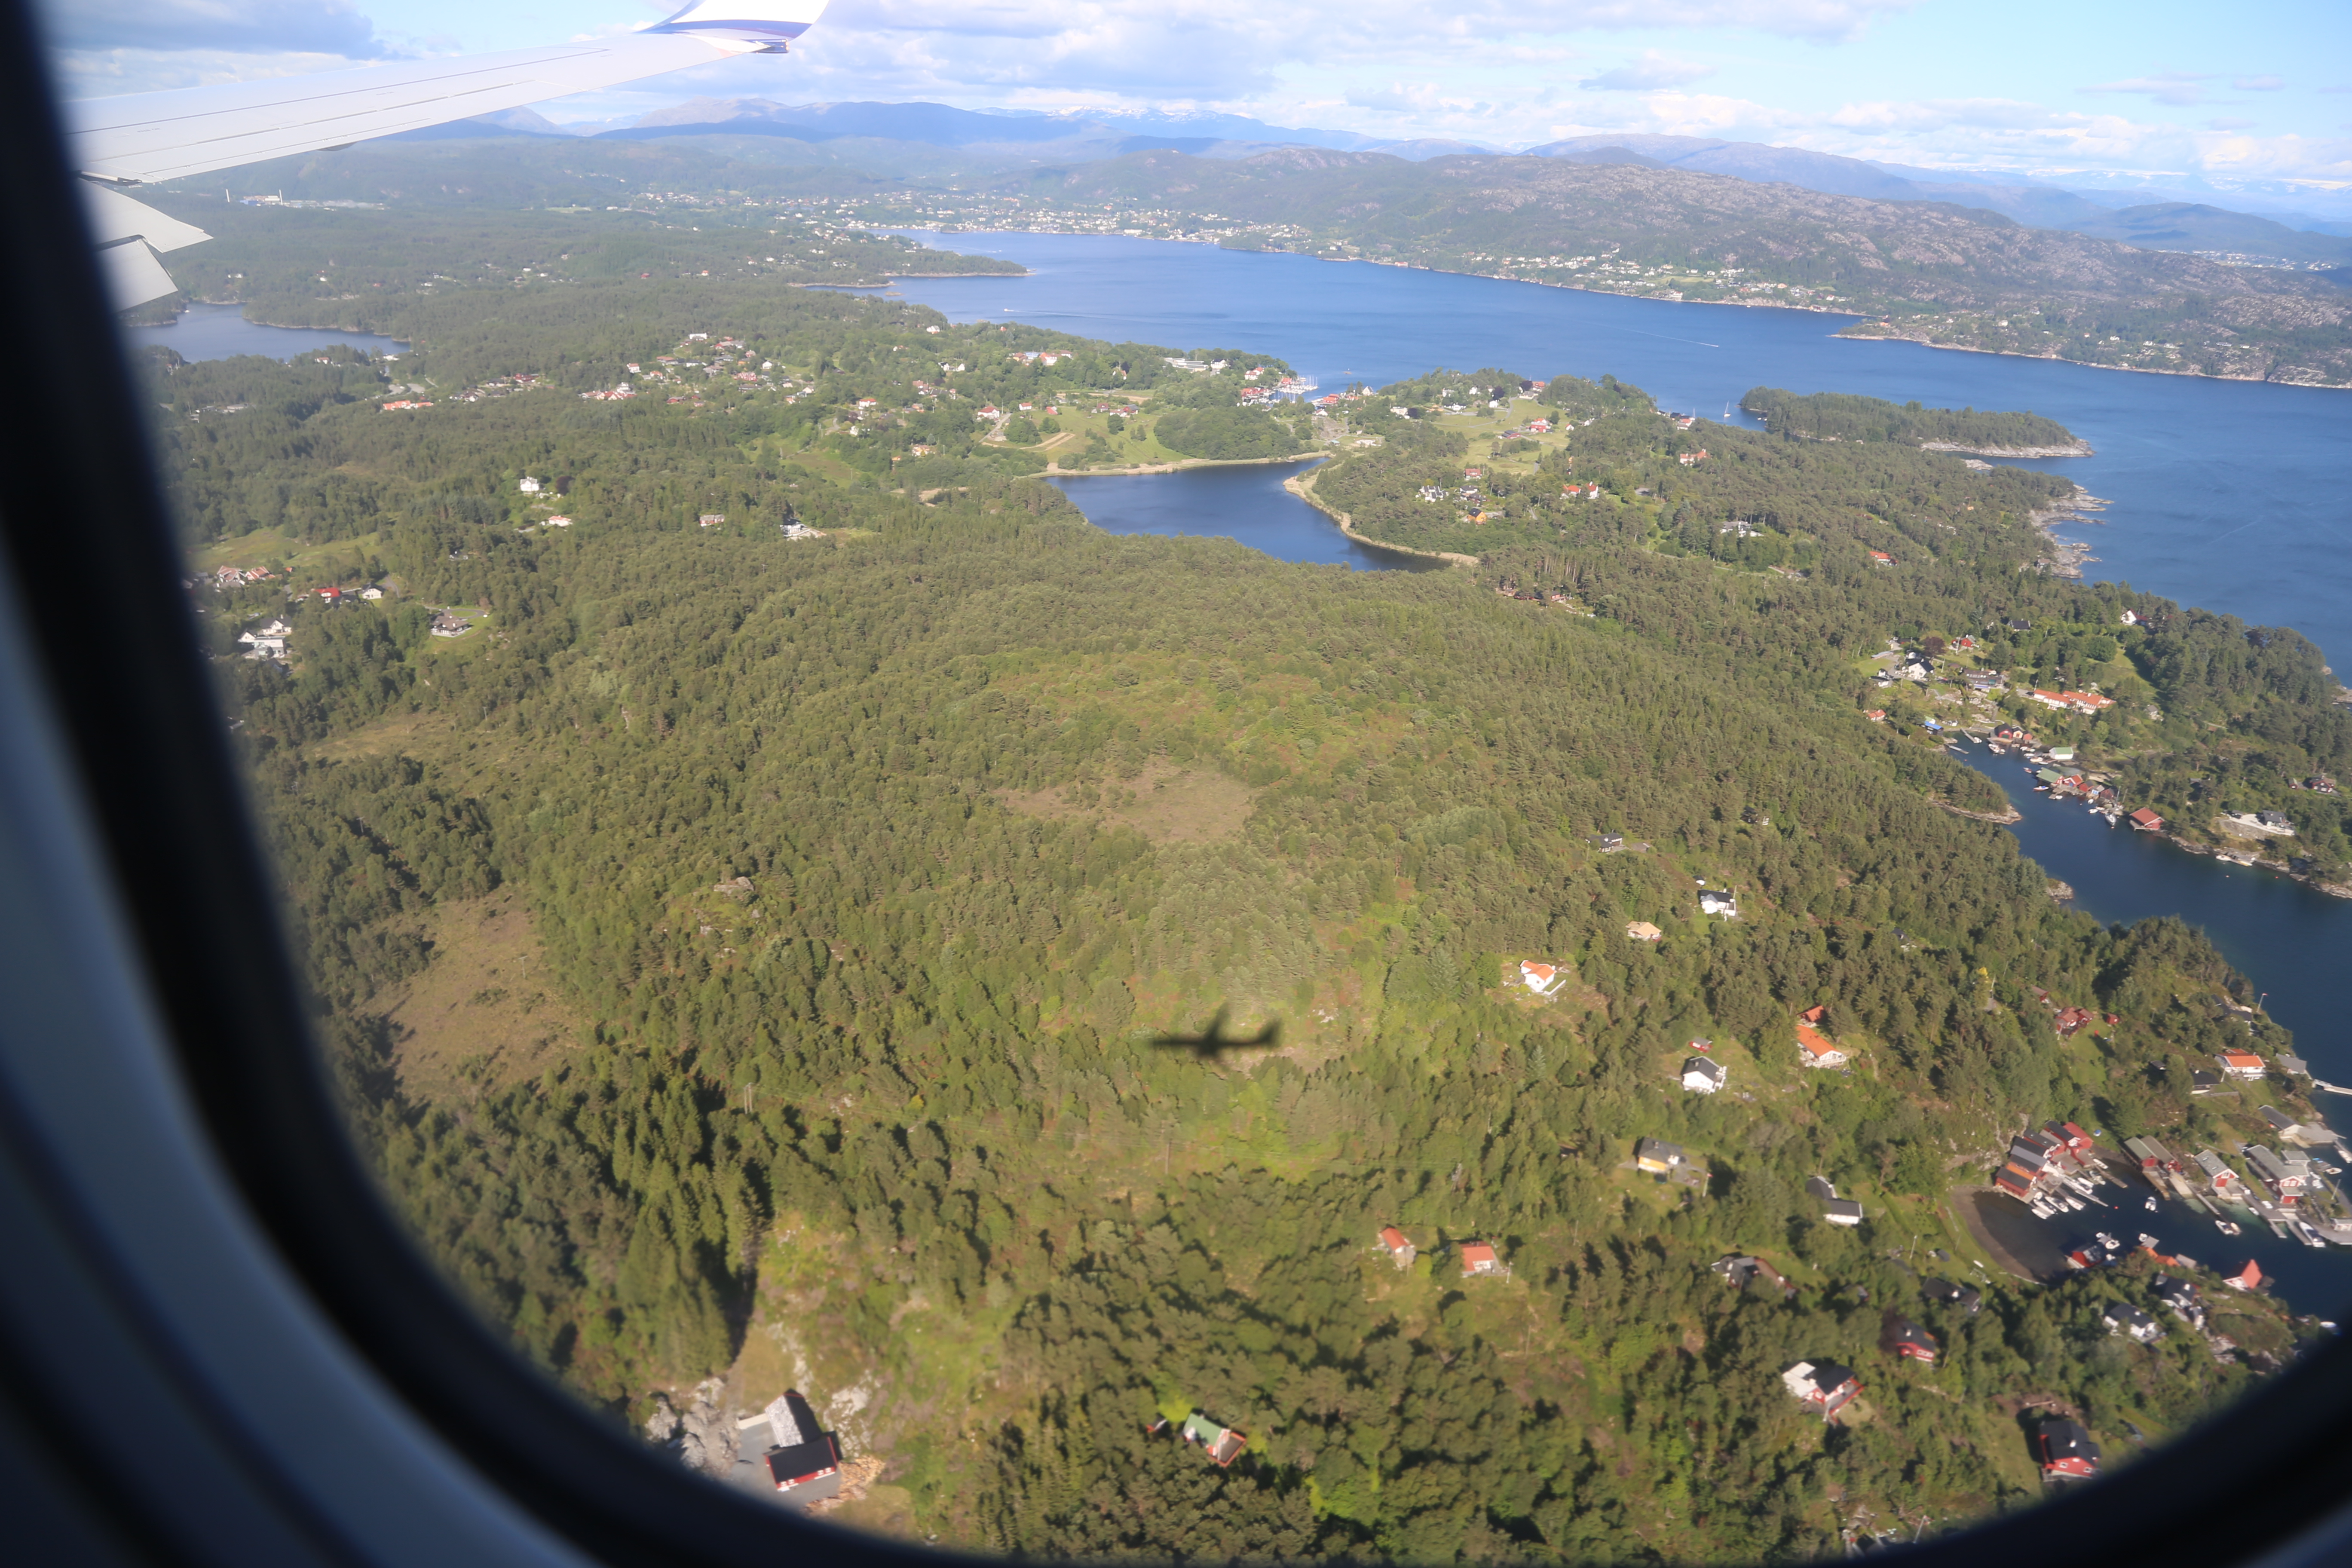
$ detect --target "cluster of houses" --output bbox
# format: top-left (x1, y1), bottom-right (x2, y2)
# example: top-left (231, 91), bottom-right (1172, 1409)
top-left (1992, 1120), bottom-right (2101, 1209)
top-left (2244, 1142), bottom-right (2316, 1206)
top-left (236, 619), bottom-right (291, 661)
top-left (1375, 1227), bottom-right (1508, 1280)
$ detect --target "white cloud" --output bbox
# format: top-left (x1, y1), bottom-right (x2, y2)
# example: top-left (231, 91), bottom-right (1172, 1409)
top-left (2231, 75), bottom-right (2284, 91)
top-left (43, 0), bottom-right (386, 57)
top-left (1580, 51), bottom-right (1715, 92)
top-left (2081, 72), bottom-right (2215, 108)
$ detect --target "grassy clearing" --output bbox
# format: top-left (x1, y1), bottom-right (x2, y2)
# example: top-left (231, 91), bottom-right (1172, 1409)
top-left (380, 889), bottom-right (587, 1102)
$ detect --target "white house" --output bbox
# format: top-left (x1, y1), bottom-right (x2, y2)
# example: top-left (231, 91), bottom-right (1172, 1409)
top-left (1698, 890), bottom-right (1739, 917)
top-left (1519, 960), bottom-right (1566, 996)
top-left (518, 475), bottom-right (542, 494)
top-left (1682, 1057), bottom-right (1727, 1094)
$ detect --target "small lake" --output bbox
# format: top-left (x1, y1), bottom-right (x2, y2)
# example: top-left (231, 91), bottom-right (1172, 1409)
top-left (885, 232), bottom-right (2352, 668)
top-left (125, 302), bottom-right (407, 362)
top-left (1050, 459), bottom-right (1443, 571)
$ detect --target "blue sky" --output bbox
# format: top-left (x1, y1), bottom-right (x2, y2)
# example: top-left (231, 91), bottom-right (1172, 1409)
top-left (42, 0), bottom-right (2352, 191)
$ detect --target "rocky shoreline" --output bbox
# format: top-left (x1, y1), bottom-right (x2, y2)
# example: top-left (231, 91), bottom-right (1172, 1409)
top-left (1280, 471), bottom-right (1477, 566)
top-left (1921, 439), bottom-right (2095, 458)
top-left (2025, 485), bottom-right (2108, 579)
top-left (1932, 799), bottom-right (2024, 825)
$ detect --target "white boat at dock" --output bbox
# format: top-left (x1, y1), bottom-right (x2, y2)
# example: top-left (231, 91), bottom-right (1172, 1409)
top-left (2214, 1219), bottom-right (2242, 1236)
top-left (2293, 1219), bottom-right (2326, 1249)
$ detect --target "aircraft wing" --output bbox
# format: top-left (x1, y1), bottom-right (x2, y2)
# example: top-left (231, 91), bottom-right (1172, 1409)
top-left (66, 0), bottom-right (825, 308)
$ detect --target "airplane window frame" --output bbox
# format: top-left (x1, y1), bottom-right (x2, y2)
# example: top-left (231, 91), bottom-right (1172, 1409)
top-left (1, 4), bottom-right (2349, 1563)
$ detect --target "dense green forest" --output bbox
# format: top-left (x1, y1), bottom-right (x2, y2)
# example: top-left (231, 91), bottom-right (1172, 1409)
top-left (1740, 389), bottom-right (2083, 452)
top-left (148, 220), bottom-right (2344, 1560)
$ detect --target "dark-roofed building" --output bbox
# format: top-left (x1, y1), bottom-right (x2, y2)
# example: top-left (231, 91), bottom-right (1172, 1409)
top-left (2037, 1418), bottom-right (2101, 1480)
top-left (759, 1390), bottom-right (844, 1506)
top-left (1823, 1197), bottom-right (1864, 1227)
top-left (2104, 1302), bottom-right (2163, 1344)
top-left (1921, 1277), bottom-right (1982, 1315)
top-left (1712, 1255), bottom-right (1795, 1297)
top-left (1635, 1136), bottom-right (1688, 1175)
top-left (1804, 1174), bottom-right (1837, 1203)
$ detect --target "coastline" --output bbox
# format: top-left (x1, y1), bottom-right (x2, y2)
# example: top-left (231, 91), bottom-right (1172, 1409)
top-left (1280, 469), bottom-right (1478, 567)
top-left (1046, 452), bottom-right (1317, 478)
top-left (1951, 1187), bottom-right (2058, 1283)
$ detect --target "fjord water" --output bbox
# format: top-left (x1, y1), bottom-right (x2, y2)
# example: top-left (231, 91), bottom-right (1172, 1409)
top-left (887, 232), bottom-right (2352, 668)
top-left (126, 301), bottom-right (407, 362)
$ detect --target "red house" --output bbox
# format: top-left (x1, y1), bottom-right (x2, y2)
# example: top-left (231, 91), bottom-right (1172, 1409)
top-left (1883, 1318), bottom-right (1939, 1365)
top-left (2037, 1418), bottom-right (2101, 1479)
top-left (1458, 1241), bottom-right (1505, 1277)
top-left (1378, 1226), bottom-right (1416, 1268)
top-left (1780, 1361), bottom-right (1860, 1419)
top-left (2129, 808), bottom-right (2165, 831)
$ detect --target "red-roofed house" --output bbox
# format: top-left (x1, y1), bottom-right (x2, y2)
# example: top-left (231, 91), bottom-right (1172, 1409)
top-left (2129, 808), bottom-right (2165, 831)
top-left (1800, 1005), bottom-right (1826, 1026)
top-left (2219, 1048), bottom-right (2266, 1080)
top-left (1458, 1242), bottom-right (1506, 1278)
top-left (2226, 1259), bottom-right (2263, 1292)
top-left (1797, 1026), bottom-right (1848, 1069)
top-left (1378, 1227), bottom-right (1415, 1268)
top-left (1519, 960), bottom-right (1565, 996)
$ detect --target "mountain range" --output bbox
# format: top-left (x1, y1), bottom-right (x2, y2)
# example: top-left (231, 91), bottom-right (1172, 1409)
top-left (416, 102), bottom-right (2352, 267)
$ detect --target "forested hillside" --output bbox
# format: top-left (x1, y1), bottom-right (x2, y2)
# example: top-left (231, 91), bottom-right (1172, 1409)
top-left (153, 250), bottom-right (2340, 1559)
top-left (1740, 389), bottom-right (2085, 454)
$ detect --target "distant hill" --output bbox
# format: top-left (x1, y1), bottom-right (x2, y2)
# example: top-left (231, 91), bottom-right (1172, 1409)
top-left (596, 98), bottom-right (1494, 161)
top-left (1523, 133), bottom-right (2111, 230)
top-left (2056, 203), bottom-right (2352, 267)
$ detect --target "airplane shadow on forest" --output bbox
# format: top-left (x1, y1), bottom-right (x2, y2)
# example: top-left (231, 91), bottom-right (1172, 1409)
top-left (1149, 1006), bottom-right (1283, 1063)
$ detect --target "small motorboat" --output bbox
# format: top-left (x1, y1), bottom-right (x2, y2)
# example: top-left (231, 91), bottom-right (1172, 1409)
top-left (2294, 1219), bottom-right (2326, 1249)
top-left (2214, 1219), bottom-right (2242, 1237)
top-left (2144, 1196), bottom-right (2159, 1212)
